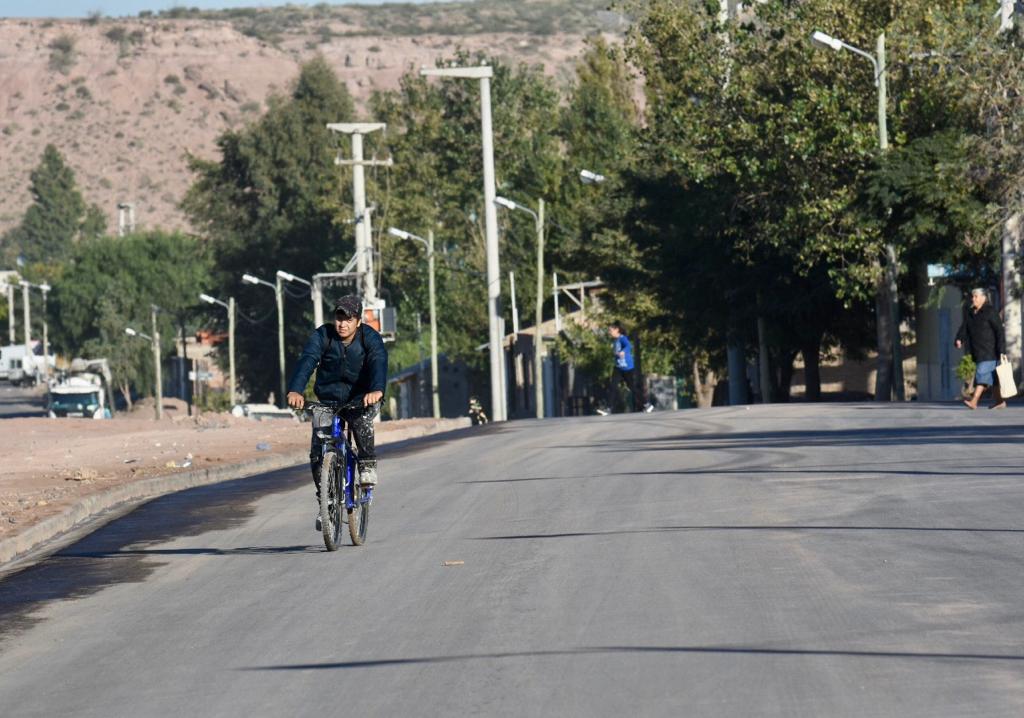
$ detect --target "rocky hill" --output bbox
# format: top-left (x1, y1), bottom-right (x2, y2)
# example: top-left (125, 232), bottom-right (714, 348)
top-left (0, 1), bottom-right (623, 237)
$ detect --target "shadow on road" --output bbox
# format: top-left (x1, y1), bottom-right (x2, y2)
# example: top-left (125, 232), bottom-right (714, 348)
top-left (0, 466), bottom-right (308, 641)
top-left (472, 524), bottom-right (1024, 540)
top-left (549, 424), bottom-right (1024, 452)
top-left (243, 643), bottom-right (1024, 671)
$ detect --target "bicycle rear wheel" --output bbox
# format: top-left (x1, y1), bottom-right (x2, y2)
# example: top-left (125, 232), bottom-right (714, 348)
top-left (319, 451), bottom-right (343, 551)
top-left (348, 482), bottom-right (369, 546)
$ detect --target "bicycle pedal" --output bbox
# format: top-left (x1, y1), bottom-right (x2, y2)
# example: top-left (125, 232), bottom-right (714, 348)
top-left (314, 515), bottom-right (322, 532)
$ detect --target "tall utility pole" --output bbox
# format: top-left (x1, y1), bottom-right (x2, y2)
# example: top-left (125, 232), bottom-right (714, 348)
top-left (200, 293), bottom-right (237, 407)
top-left (151, 305), bottom-right (163, 420)
top-left (534, 199), bottom-right (545, 419)
top-left (388, 227), bottom-right (440, 418)
top-left (495, 195), bottom-right (545, 419)
top-left (242, 273), bottom-right (286, 407)
top-left (812, 29), bottom-right (903, 401)
top-left (999, 1), bottom-right (1023, 374)
top-left (421, 65), bottom-right (506, 422)
top-left (20, 280), bottom-right (30, 360)
top-left (327, 123), bottom-right (391, 307)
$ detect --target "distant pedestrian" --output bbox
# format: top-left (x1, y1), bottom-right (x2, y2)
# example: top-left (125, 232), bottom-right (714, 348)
top-left (956, 288), bottom-right (1005, 410)
top-left (598, 321), bottom-right (653, 415)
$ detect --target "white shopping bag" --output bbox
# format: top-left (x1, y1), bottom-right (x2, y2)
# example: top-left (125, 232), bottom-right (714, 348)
top-left (996, 354), bottom-right (1017, 398)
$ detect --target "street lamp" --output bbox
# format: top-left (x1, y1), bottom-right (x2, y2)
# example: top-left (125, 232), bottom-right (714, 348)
top-left (199, 293), bottom-right (237, 407)
top-left (125, 320), bottom-right (162, 420)
top-left (579, 169), bottom-right (606, 185)
top-left (495, 195), bottom-right (546, 419)
top-left (276, 270), bottom-right (319, 330)
top-left (811, 29), bottom-right (903, 400)
top-left (242, 272), bottom-right (287, 407)
top-left (421, 64), bottom-right (506, 421)
top-left (389, 226), bottom-right (440, 419)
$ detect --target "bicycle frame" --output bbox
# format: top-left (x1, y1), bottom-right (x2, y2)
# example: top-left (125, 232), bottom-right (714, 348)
top-left (321, 412), bottom-right (372, 510)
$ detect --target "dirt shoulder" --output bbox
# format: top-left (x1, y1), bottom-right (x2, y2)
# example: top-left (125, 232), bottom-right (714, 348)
top-left (0, 405), bottom-right (462, 543)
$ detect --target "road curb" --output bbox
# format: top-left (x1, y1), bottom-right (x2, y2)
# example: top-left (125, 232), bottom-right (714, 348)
top-left (0, 417), bottom-right (471, 568)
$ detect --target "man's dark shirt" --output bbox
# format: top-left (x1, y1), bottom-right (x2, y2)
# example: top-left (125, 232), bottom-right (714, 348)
top-left (287, 323), bottom-right (388, 404)
top-left (956, 303), bottom-right (1004, 362)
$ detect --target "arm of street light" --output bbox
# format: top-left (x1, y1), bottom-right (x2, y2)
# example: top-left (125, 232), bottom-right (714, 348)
top-left (811, 30), bottom-right (880, 84)
top-left (200, 293), bottom-right (229, 310)
top-left (495, 196), bottom-right (539, 221)
top-left (276, 270), bottom-right (312, 287)
top-left (242, 273), bottom-right (275, 289)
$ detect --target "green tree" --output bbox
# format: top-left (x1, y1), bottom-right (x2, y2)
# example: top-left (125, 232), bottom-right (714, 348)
top-left (369, 52), bottom-right (566, 370)
top-left (49, 231), bottom-right (212, 404)
top-left (1, 144), bottom-right (106, 266)
top-left (183, 56), bottom-right (356, 402)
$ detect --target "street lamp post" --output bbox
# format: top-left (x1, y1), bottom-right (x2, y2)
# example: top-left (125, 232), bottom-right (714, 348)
top-left (19, 281), bottom-right (52, 381)
top-left (277, 270), bottom-right (314, 329)
top-left (125, 321), bottom-right (162, 420)
top-left (243, 273), bottom-right (286, 407)
top-left (389, 227), bottom-right (440, 419)
top-left (811, 29), bottom-right (903, 401)
top-left (19, 281), bottom-right (30, 362)
top-left (495, 195), bottom-right (546, 419)
top-left (200, 293), bottom-right (237, 407)
top-left (421, 64), bottom-right (506, 421)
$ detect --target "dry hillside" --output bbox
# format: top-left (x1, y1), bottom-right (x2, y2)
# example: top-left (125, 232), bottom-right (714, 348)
top-left (0, 7), bottom-right (620, 237)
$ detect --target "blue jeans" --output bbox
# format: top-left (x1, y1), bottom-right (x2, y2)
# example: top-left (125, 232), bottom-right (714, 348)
top-left (975, 360), bottom-right (997, 387)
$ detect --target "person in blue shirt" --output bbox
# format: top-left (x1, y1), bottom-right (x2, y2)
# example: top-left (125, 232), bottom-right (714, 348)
top-left (286, 295), bottom-right (388, 522)
top-left (602, 321), bottom-right (644, 414)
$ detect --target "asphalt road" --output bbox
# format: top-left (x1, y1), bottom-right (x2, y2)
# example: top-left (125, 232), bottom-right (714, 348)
top-left (1, 403), bottom-right (1024, 717)
top-left (0, 383), bottom-right (44, 418)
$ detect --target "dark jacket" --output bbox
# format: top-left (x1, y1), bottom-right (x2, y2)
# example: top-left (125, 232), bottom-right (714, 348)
top-left (287, 323), bottom-right (388, 404)
top-left (956, 303), bottom-right (1003, 362)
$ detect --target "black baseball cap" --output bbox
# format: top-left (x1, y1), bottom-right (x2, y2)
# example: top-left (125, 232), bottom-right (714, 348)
top-left (333, 295), bottom-right (363, 319)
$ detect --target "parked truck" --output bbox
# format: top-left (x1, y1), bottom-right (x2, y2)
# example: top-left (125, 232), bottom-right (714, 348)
top-left (46, 358), bottom-right (114, 419)
top-left (2, 344), bottom-right (57, 387)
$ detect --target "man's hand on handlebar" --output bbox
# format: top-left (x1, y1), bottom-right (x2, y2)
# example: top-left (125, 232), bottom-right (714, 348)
top-left (287, 392), bottom-right (305, 410)
top-left (363, 391), bottom-right (383, 407)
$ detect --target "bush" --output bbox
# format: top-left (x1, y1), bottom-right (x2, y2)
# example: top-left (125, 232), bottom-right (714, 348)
top-left (956, 355), bottom-right (976, 383)
top-left (49, 34), bottom-right (77, 75)
top-left (164, 73), bottom-right (180, 85)
top-left (55, 102), bottom-right (70, 112)
top-left (75, 85), bottom-right (92, 101)
top-left (104, 26), bottom-right (127, 44)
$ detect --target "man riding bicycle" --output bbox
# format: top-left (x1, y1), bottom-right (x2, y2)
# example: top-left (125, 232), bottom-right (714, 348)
top-left (286, 295), bottom-right (388, 522)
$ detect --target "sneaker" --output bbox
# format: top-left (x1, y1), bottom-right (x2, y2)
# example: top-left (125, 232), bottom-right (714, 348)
top-left (358, 462), bottom-right (378, 487)
top-left (315, 514), bottom-right (322, 532)
top-left (595, 408), bottom-right (609, 416)
top-left (643, 403), bottom-right (654, 413)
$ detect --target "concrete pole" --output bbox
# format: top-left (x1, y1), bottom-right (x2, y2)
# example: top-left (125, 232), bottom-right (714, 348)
top-left (364, 205), bottom-right (378, 305)
top-left (351, 132), bottom-right (369, 301)
top-left (7, 283), bottom-right (14, 344)
top-left (1002, 213), bottom-right (1023, 371)
top-left (312, 276), bottom-right (324, 327)
top-left (21, 281), bottom-right (30, 358)
top-left (276, 275), bottom-right (286, 408)
top-left (535, 198), bottom-right (545, 419)
top-left (228, 296), bottom-right (237, 408)
top-left (509, 272), bottom-right (519, 334)
top-left (553, 272), bottom-right (561, 333)
top-left (428, 230), bottom-right (440, 419)
top-left (877, 32), bottom-right (904, 401)
top-left (151, 307), bottom-right (163, 420)
top-left (40, 288), bottom-right (48, 381)
top-left (480, 75), bottom-right (505, 421)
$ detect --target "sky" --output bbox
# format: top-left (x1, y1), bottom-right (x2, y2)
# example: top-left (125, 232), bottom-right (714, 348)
top-left (0, 0), bottom-right (435, 19)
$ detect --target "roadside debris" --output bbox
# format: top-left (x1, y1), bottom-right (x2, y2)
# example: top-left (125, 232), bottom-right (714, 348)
top-left (256, 442), bottom-right (271, 451)
top-left (442, 560), bottom-right (465, 567)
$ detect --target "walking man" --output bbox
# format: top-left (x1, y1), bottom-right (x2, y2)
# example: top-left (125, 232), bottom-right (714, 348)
top-left (956, 288), bottom-right (1005, 410)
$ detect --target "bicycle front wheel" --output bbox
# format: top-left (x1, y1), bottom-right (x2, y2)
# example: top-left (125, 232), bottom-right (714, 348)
top-left (319, 451), bottom-right (343, 551)
top-left (348, 482), bottom-right (369, 546)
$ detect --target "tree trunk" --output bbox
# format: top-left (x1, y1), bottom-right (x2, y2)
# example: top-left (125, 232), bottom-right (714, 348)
top-left (727, 336), bottom-right (748, 405)
top-left (757, 314), bottom-right (772, 403)
top-left (120, 382), bottom-right (133, 410)
top-left (692, 359), bottom-right (717, 408)
top-left (874, 265), bottom-right (894, 401)
top-left (801, 336), bottom-right (822, 401)
top-left (776, 350), bottom-right (797, 403)
top-left (1003, 211), bottom-right (1023, 379)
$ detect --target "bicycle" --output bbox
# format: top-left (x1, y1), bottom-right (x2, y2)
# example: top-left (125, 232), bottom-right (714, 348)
top-left (304, 400), bottom-right (372, 550)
